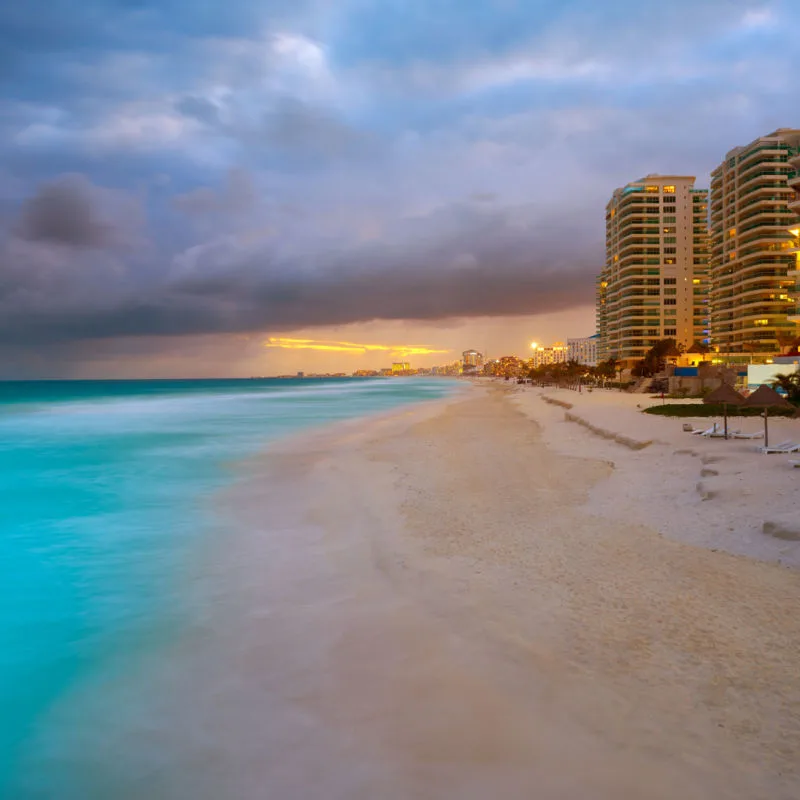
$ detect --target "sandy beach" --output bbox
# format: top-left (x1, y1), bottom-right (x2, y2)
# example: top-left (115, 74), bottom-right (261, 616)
top-left (165, 380), bottom-right (799, 800)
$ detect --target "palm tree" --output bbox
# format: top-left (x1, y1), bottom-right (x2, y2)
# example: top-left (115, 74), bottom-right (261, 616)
top-left (770, 372), bottom-right (800, 403)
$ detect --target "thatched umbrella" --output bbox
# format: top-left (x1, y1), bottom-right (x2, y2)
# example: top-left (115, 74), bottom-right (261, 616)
top-left (687, 341), bottom-right (710, 355)
top-left (742, 384), bottom-right (794, 447)
top-left (703, 383), bottom-right (745, 439)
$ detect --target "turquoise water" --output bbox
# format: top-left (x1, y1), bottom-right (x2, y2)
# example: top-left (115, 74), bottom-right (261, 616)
top-left (0, 378), bottom-right (455, 798)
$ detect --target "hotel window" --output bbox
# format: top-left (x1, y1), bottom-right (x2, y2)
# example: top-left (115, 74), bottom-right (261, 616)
top-left (664, 237), bottom-right (677, 244)
top-left (663, 278), bottom-right (677, 285)
top-left (664, 216), bottom-right (676, 223)
top-left (664, 298), bottom-right (677, 305)
top-left (663, 247), bottom-right (676, 254)
top-left (663, 185), bottom-right (676, 193)
top-left (664, 288), bottom-right (677, 295)
top-left (663, 226), bottom-right (676, 234)
top-left (664, 328), bottom-right (677, 336)
top-left (664, 258), bottom-right (676, 264)
top-left (645, 185), bottom-right (659, 192)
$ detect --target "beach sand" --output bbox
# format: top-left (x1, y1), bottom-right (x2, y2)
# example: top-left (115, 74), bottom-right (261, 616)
top-left (20, 382), bottom-right (800, 799)
top-left (192, 382), bottom-right (800, 799)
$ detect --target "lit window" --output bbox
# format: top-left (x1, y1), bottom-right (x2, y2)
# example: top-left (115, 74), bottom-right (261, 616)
top-left (729, 228), bottom-right (736, 237)
top-left (645, 185), bottom-right (659, 192)
top-left (692, 278), bottom-right (701, 284)
top-left (663, 185), bottom-right (676, 193)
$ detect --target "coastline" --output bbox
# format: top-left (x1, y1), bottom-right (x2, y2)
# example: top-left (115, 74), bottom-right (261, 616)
top-left (200, 381), bottom-right (800, 798)
top-left (21, 380), bottom-right (799, 798)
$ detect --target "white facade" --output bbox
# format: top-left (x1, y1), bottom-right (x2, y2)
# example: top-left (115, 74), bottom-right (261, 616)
top-left (567, 335), bottom-right (599, 366)
top-left (747, 362), bottom-right (799, 389)
top-left (530, 342), bottom-right (569, 369)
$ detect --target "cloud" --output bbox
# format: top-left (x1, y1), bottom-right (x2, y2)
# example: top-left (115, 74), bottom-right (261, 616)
top-left (14, 174), bottom-right (139, 248)
top-left (172, 169), bottom-right (257, 214)
top-left (1, 0), bottom-right (799, 376)
top-left (0, 193), bottom-right (598, 345)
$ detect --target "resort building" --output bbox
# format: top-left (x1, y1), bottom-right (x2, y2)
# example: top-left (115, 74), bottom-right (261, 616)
top-left (567, 335), bottom-right (599, 366)
top-left (709, 128), bottom-right (800, 362)
top-left (391, 362), bottom-right (411, 375)
top-left (462, 349), bottom-right (484, 374)
top-left (598, 174), bottom-right (709, 367)
top-left (788, 145), bottom-right (800, 341)
top-left (530, 342), bottom-right (569, 369)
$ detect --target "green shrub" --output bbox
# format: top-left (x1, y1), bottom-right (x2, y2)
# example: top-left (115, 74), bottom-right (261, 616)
top-left (643, 403), bottom-right (797, 417)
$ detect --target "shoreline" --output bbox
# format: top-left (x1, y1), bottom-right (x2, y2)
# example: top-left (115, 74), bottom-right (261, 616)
top-left (18, 381), bottom-right (798, 798)
top-left (204, 382), bottom-right (800, 798)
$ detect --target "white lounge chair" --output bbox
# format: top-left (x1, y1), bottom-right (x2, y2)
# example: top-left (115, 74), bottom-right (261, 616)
top-left (789, 460), bottom-right (800, 468)
top-left (692, 424), bottom-right (718, 436)
top-left (705, 428), bottom-right (741, 438)
top-left (731, 431), bottom-right (763, 440)
top-left (759, 441), bottom-right (800, 454)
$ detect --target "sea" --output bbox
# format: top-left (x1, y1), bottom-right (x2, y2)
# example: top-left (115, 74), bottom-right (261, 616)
top-left (0, 377), bottom-right (456, 799)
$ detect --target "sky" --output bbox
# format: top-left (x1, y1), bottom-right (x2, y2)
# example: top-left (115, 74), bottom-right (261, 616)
top-left (1, 0), bottom-right (798, 377)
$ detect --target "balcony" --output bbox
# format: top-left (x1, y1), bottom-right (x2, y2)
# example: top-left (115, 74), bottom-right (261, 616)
top-left (738, 171), bottom-right (791, 196)
top-left (736, 145), bottom-right (790, 171)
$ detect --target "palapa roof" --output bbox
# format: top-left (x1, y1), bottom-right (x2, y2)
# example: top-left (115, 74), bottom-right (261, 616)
top-left (703, 383), bottom-right (745, 405)
top-left (742, 384), bottom-right (794, 408)
top-left (686, 340), bottom-right (710, 354)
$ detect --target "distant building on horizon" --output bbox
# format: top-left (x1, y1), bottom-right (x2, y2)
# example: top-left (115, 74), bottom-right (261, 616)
top-left (391, 362), bottom-right (411, 375)
top-left (462, 349), bottom-right (484, 374)
top-left (567, 335), bottom-right (599, 366)
top-left (597, 174), bottom-right (709, 367)
top-left (709, 128), bottom-right (800, 362)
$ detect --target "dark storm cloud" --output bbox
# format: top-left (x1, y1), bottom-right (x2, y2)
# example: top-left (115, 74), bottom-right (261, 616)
top-left (0, 195), bottom-right (597, 344)
top-left (0, 0), bottom-right (799, 372)
top-left (15, 175), bottom-right (123, 247)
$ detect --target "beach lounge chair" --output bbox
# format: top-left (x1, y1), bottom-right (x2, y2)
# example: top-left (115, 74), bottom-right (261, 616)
top-left (759, 441), bottom-right (800, 454)
top-left (790, 460), bottom-right (800, 468)
top-left (731, 431), bottom-right (763, 440)
top-left (692, 424), bottom-right (718, 436)
top-left (705, 429), bottom-right (741, 438)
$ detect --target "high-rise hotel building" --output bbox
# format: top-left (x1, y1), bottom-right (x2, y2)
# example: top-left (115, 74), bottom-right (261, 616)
top-left (598, 175), bottom-right (709, 365)
top-left (787, 142), bottom-right (800, 336)
top-left (709, 129), bottom-right (800, 360)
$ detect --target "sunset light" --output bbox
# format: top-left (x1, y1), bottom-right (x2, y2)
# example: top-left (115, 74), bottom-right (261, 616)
top-left (264, 337), bottom-right (450, 358)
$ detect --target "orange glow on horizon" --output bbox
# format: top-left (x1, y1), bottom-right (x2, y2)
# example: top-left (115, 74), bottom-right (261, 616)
top-left (263, 337), bottom-right (451, 357)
